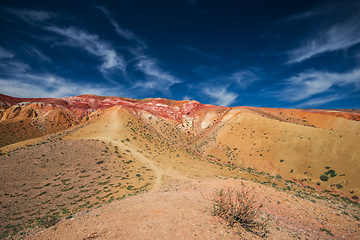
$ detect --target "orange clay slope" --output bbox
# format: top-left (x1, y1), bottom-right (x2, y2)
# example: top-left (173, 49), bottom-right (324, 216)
top-left (1, 93), bottom-right (359, 200)
top-left (188, 107), bottom-right (360, 199)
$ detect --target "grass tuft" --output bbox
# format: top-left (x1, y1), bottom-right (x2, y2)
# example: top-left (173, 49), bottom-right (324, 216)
top-left (207, 183), bottom-right (268, 237)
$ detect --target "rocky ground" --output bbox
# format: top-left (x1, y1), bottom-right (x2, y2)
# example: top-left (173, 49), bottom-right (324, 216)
top-left (23, 178), bottom-right (360, 239)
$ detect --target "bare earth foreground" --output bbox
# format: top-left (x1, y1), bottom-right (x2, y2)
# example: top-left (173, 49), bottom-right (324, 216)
top-left (0, 94), bottom-right (360, 239)
top-left (28, 178), bottom-right (360, 240)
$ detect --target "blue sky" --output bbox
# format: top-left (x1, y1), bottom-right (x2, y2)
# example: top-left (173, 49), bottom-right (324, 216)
top-left (0, 0), bottom-right (360, 108)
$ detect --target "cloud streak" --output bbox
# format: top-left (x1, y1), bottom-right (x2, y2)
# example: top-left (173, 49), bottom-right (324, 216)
top-left (45, 26), bottom-right (127, 77)
top-left (0, 75), bottom-right (110, 98)
top-left (96, 6), bottom-right (144, 46)
top-left (203, 87), bottom-right (238, 107)
top-left (0, 60), bottom-right (29, 74)
top-left (285, 1), bottom-right (360, 64)
top-left (96, 6), bottom-right (181, 93)
top-left (287, 19), bottom-right (360, 64)
top-left (276, 68), bottom-right (360, 105)
top-left (2, 7), bottom-right (57, 25)
top-left (228, 70), bottom-right (259, 89)
top-left (1, 5), bottom-right (185, 98)
top-left (274, 1), bottom-right (360, 107)
top-left (295, 94), bottom-right (345, 108)
top-left (135, 58), bottom-right (181, 92)
top-left (23, 46), bottom-right (51, 62)
top-left (195, 68), bottom-right (259, 106)
top-left (0, 46), bottom-right (14, 59)
top-left (0, 56), bottom-right (113, 98)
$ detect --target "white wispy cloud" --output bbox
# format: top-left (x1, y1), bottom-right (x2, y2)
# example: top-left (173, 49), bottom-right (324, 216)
top-left (195, 68), bottom-right (259, 106)
top-left (45, 26), bottom-right (126, 77)
top-left (295, 94), bottom-right (344, 108)
top-left (228, 70), bottom-right (259, 89)
top-left (1, 5), bottom-right (183, 99)
top-left (287, 19), bottom-right (360, 64)
top-left (286, 1), bottom-right (360, 64)
top-left (3, 6), bottom-right (127, 80)
top-left (135, 58), bottom-right (182, 92)
top-left (284, 1), bottom-right (359, 23)
top-left (0, 75), bottom-right (110, 98)
top-left (0, 46), bottom-right (14, 59)
top-left (0, 60), bottom-right (29, 74)
top-left (277, 1), bottom-right (360, 107)
top-left (285, 9), bottom-right (318, 23)
top-left (203, 87), bottom-right (238, 107)
top-left (96, 6), bottom-right (182, 94)
top-left (3, 7), bottom-right (56, 24)
top-left (23, 46), bottom-right (51, 62)
top-left (276, 68), bottom-right (360, 104)
top-left (96, 6), bottom-right (144, 46)
top-left (0, 54), bottom-right (118, 98)
top-left (182, 95), bottom-right (192, 101)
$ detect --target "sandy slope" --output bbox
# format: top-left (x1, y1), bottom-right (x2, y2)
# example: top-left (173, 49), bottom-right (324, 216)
top-left (193, 109), bottom-right (360, 199)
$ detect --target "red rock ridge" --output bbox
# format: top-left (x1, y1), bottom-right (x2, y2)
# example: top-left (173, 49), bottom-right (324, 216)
top-left (0, 93), bottom-right (222, 124)
top-left (61, 94), bottom-right (209, 122)
top-left (1, 93), bottom-right (359, 124)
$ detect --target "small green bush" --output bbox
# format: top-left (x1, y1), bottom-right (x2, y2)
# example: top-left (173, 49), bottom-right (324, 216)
top-left (37, 216), bottom-right (60, 228)
top-left (321, 227), bottom-right (334, 236)
top-left (336, 183), bottom-right (343, 189)
top-left (320, 174), bottom-right (329, 181)
top-left (324, 169), bottom-right (337, 177)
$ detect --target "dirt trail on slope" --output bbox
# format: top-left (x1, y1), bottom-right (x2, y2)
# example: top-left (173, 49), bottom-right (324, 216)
top-left (66, 106), bottom-right (188, 191)
top-left (93, 107), bottom-right (164, 190)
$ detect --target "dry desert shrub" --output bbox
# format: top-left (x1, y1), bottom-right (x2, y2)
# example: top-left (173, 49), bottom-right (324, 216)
top-left (209, 183), bottom-right (268, 237)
